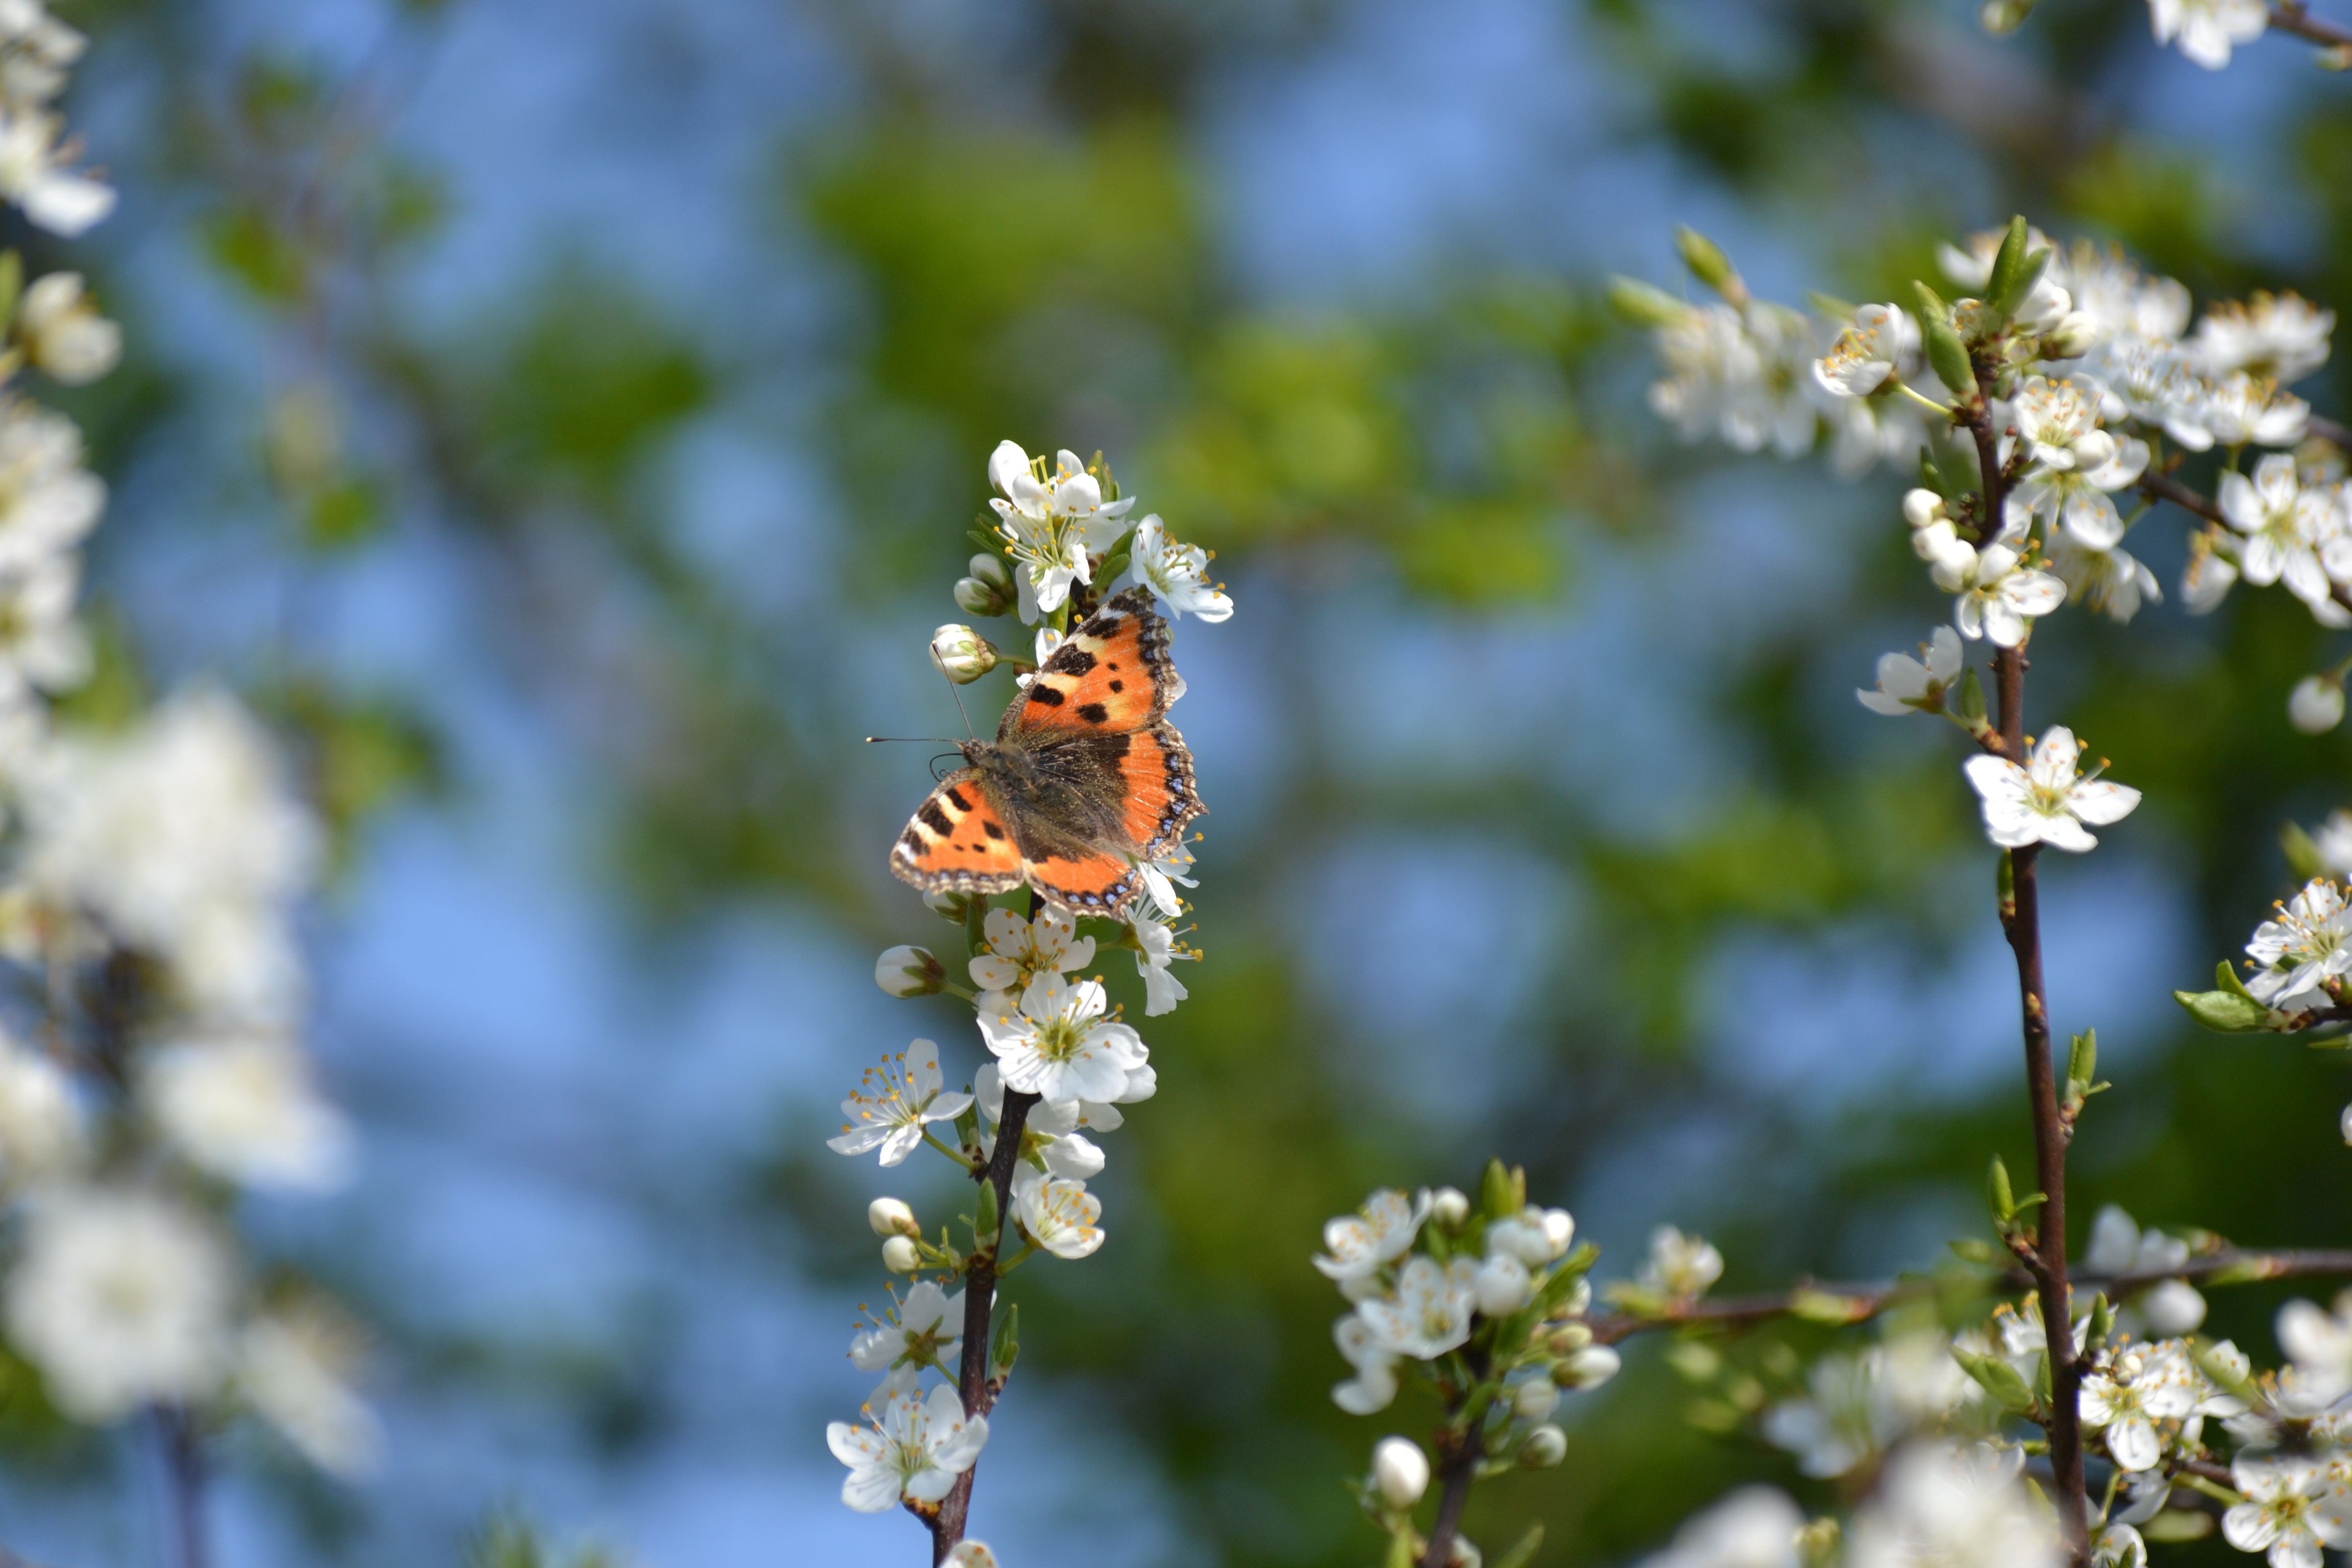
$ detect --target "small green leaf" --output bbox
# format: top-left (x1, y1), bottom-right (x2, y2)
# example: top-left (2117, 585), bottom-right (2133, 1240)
top-left (1948, 1237), bottom-right (2005, 1265)
top-left (2174, 982), bottom-right (2271, 1034)
top-left (1608, 276), bottom-right (1688, 328)
top-left (2283, 821), bottom-right (2327, 882)
top-left (1912, 281), bottom-right (1976, 397)
top-left (1675, 226), bottom-right (1741, 299)
top-left (1494, 1524), bottom-right (1546, 1568)
top-left (2067, 1030), bottom-right (2097, 1089)
top-left (1482, 1157), bottom-right (1518, 1220)
top-left (1954, 1348), bottom-right (2036, 1412)
top-left (1987, 1154), bottom-right (2017, 1223)
top-left (1789, 1288), bottom-right (1872, 1324)
top-left (974, 1180), bottom-right (999, 1241)
top-left (989, 1302), bottom-right (1019, 1381)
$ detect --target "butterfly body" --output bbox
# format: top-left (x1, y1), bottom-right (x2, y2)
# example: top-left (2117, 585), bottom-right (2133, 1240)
top-left (892, 589), bottom-right (1205, 918)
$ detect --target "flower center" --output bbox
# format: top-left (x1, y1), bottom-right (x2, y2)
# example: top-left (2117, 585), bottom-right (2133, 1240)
top-left (1033, 1015), bottom-right (1084, 1063)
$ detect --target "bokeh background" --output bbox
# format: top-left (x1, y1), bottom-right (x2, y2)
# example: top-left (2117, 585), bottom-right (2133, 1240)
top-left (7, 0), bottom-right (2352, 1563)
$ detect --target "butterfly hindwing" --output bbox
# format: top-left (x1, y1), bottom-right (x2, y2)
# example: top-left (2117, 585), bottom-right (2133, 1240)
top-left (890, 769), bottom-right (1026, 896)
top-left (1002, 588), bottom-right (1178, 742)
top-left (1021, 847), bottom-right (1144, 916)
top-left (1117, 720), bottom-right (1203, 862)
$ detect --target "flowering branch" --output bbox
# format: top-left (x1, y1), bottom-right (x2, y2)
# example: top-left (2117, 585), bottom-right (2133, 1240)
top-left (2268, 2), bottom-right (2352, 54)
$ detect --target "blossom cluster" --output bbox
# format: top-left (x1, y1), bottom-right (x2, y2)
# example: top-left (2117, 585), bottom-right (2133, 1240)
top-left (827, 443), bottom-right (1231, 1555)
top-left (0, 2), bottom-right (371, 1482)
top-left (1321, 1167), bottom-right (1658, 1565)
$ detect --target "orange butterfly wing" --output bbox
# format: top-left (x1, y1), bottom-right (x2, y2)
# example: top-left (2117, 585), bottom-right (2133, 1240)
top-left (889, 769), bottom-right (1026, 897)
top-left (1115, 721), bottom-right (1203, 861)
top-left (1001, 589), bottom-right (1179, 742)
top-left (1020, 847), bottom-right (1144, 916)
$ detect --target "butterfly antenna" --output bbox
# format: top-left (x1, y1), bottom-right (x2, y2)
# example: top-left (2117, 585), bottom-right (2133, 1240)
top-left (865, 736), bottom-right (959, 744)
top-left (943, 671), bottom-right (979, 742)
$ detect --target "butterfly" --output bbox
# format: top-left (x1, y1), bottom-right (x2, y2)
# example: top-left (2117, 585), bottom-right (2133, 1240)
top-left (891, 587), bottom-right (1206, 919)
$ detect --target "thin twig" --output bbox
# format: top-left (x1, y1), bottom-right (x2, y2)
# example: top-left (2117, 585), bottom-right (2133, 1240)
top-left (154, 1406), bottom-right (209, 1568)
top-left (2137, 470), bottom-right (2225, 527)
top-left (2269, 3), bottom-right (2352, 52)
top-left (2311, 413), bottom-right (2352, 449)
top-left (1584, 1247), bottom-right (2352, 1344)
top-left (1967, 384), bottom-right (2088, 1566)
top-left (1418, 1352), bottom-right (1492, 1568)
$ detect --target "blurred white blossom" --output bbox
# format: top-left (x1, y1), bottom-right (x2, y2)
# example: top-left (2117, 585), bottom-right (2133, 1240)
top-left (139, 1035), bottom-right (351, 1192)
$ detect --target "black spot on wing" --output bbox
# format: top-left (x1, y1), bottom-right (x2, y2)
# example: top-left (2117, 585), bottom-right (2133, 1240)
top-left (1054, 648), bottom-right (1096, 675)
top-left (1028, 684), bottom-right (1065, 707)
top-left (897, 829), bottom-right (923, 856)
top-left (918, 801), bottom-right (954, 836)
top-left (1076, 703), bottom-right (1109, 724)
top-left (982, 820), bottom-right (1005, 840)
top-left (1108, 679), bottom-right (1123, 693)
top-left (942, 786), bottom-right (970, 812)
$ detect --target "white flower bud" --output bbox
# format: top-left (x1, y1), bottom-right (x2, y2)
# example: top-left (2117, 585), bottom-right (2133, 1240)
top-left (2041, 310), bottom-right (2101, 361)
top-left (16, 273), bottom-right (120, 385)
top-left (1979, 0), bottom-right (2036, 34)
top-left (1554, 1276), bottom-right (1591, 1317)
top-left (1902, 488), bottom-right (1946, 529)
top-left (1546, 1321), bottom-right (1592, 1357)
top-left (1554, 1344), bottom-right (1622, 1389)
top-left (881, 1234), bottom-right (922, 1272)
top-left (2291, 675), bottom-right (2345, 735)
top-left (945, 1544), bottom-right (999, 1568)
top-left (2343, 1099), bottom-right (2352, 1145)
top-left (1370, 1436), bottom-right (1430, 1508)
top-left (869, 1197), bottom-right (920, 1238)
top-left (1519, 1424), bottom-right (1568, 1468)
top-left (1474, 1253), bottom-right (1534, 1316)
top-left (875, 944), bottom-right (946, 997)
top-left (2138, 1278), bottom-right (2208, 1335)
top-left (926, 890), bottom-right (976, 922)
top-left (1512, 1377), bottom-right (1561, 1421)
top-left (1539, 1208), bottom-right (1575, 1258)
top-left (930, 625), bottom-right (999, 684)
top-left (953, 576), bottom-right (1009, 617)
top-left (967, 552), bottom-right (1012, 591)
top-left (1430, 1186), bottom-right (1471, 1228)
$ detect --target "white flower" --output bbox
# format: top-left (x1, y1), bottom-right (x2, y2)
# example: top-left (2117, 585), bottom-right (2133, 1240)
top-left (1138, 838), bottom-right (1198, 921)
top-left (2184, 526), bottom-right (2242, 612)
top-left (1638, 1226), bottom-right (1724, 1299)
top-left (2291, 676), bottom-right (2346, 736)
top-left (0, 553), bottom-right (86, 704)
top-left (968, 907), bottom-right (1094, 998)
top-left (2061, 241), bottom-right (2192, 345)
top-left (2222, 455), bottom-right (2342, 620)
top-left (1962, 725), bottom-right (2140, 853)
top-left (1332, 1312), bottom-right (1401, 1413)
top-left (2197, 372), bottom-right (2310, 449)
top-left (1474, 1252), bottom-right (1533, 1315)
top-left (1315, 1188), bottom-right (1433, 1283)
top-left (24, 688), bottom-right (317, 1020)
top-left (236, 1302), bottom-right (380, 1479)
top-left (827, 1039), bottom-right (976, 1168)
top-left (2223, 1455), bottom-right (2349, 1568)
top-left (1950, 544), bottom-right (2066, 647)
top-left (1126, 914), bottom-right (1195, 1017)
top-left (2093, 1525), bottom-right (2147, 1568)
top-left (2275, 1292), bottom-right (2352, 1413)
top-left (978, 976), bottom-right (1147, 1105)
top-left (0, 399), bottom-right (102, 571)
top-left (0, 106), bottom-right (111, 234)
top-left (6, 1187), bottom-right (235, 1422)
top-left (1648, 301), bottom-right (1819, 458)
top-left (986, 442), bottom-right (1135, 623)
top-left (826, 1384), bottom-right (989, 1513)
top-left (2048, 535), bottom-right (2162, 625)
top-left (972, 1061), bottom-right (1144, 1164)
top-left (1371, 1436), bottom-right (1431, 1508)
top-left (0, 1028), bottom-right (78, 1181)
top-left (1632, 1486), bottom-right (1802, 1568)
top-left (1814, 304), bottom-right (1919, 397)
top-left (849, 1280), bottom-right (964, 1392)
top-left (139, 1034), bottom-right (352, 1192)
top-left (1012, 1165), bottom-right (1104, 1260)
top-left (2079, 1341), bottom-right (2201, 1472)
top-left (1845, 1442), bottom-right (2061, 1568)
top-left (2150, 0), bottom-right (2269, 67)
top-left (1124, 514), bottom-right (1232, 622)
top-left (945, 1545), bottom-right (999, 1568)
top-left (2010, 377), bottom-right (2105, 473)
top-left (2194, 293), bottom-right (2333, 384)
top-left (2010, 430), bottom-right (2149, 550)
top-left (16, 272), bottom-right (118, 384)
top-left (1359, 1256), bottom-right (1479, 1360)
top-left (1014, 625), bottom-right (1063, 690)
top-left (1859, 626), bottom-right (1966, 716)
top-left (2245, 879), bottom-right (2352, 1011)
top-left (1763, 1349), bottom-right (1908, 1478)
top-left (2140, 1278), bottom-right (2210, 1334)
top-left (2314, 812), bottom-right (2352, 880)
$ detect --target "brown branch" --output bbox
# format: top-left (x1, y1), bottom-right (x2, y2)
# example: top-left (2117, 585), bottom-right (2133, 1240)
top-left (927, 1085), bottom-right (1039, 1561)
top-left (1967, 385), bottom-right (2088, 1566)
top-left (2310, 413), bottom-right (2352, 449)
top-left (2269, 3), bottom-right (2352, 52)
top-left (1418, 1353), bottom-right (1493, 1568)
top-left (1583, 1247), bottom-right (2352, 1345)
top-left (2138, 470), bottom-right (2225, 528)
top-left (154, 1406), bottom-right (209, 1568)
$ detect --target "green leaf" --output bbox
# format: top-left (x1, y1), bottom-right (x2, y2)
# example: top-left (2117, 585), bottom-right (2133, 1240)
top-left (2283, 821), bottom-right (2328, 883)
top-left (1675, 226), bottom-right (1741, 299)
top-left (1608, 276), bottom-right (1688, 328)
top-left (990, 1301), bottom-right (1019, 1381)
top-left (1984, 217), bottom-right (2031, 314)
top-left (1948, 1237), bottom-right (2005, 1265)
top-left (1954, 1348), bottom-right (2036, 1412)
top-left (1789, 1288), bottom-right (1871, 1324)
top-left (974, 1180), bottom-right (999, 1241)
top-left (1912, 280), bottom-right (1975, 397)
top-left (1493, 1524), bottom-right (1546, 1568)
top-left (1987, 1153), bottom-right (2016, 1223)
top-left (2175, 964), bottom-right (2272, 1033)
top-left (1482, 1157), bottom-right (1518, 1220)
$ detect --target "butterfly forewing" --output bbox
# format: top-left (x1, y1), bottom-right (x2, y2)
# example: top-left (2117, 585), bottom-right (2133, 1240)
top-left (891, 768), bottom-right (1027, 896)
top-left (1002, 589), bottom-right (1175, 741)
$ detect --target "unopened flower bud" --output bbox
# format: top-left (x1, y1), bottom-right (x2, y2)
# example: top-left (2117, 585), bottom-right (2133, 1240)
top-left (1795, 1518), bottom-right (1843, 1568)
top-left (2291, 674), bottom-right (2345, 735)
top-left (1547, 1322), bottom-right (1593, 1357)
top-left (1539, 1207), bottom-right (1575, 1258)
top-left (1512, 1377), bottom-right (1561, 1422)
top-left (875, 944), bottom-right (946, 997)
top-left (1371, 1436), bottom-right (1430, 1508)
top-left (1474, 1254), bottom-right (1534, 1316)
top-left (926, 890), bottom-right (976, 922)
top-left (16, 273), bottom-right (120, 385)
top-left (869, 1197), bottom-right (920, 1238)
top-left (1430, 1186), bottom-right (1471, 1228)
top-left (1554, 1344), bottom-right (1622, 1389)
top-left (930, 625), bottom-right (998, 684)
top-left (954, 556), bottom-right (1013, 617)
top-left (2139, 1278), bottom-right (2207, 1335)
top-left (1978, 0), bottom-right (2036, 33)
top-left (881, 1234), bottom-right (922, 1272)
top-left (945, 1544), bottom-right (1000, 1568)
top-left (968, 552), bottom-right (1012, 591)
top-left (1902, 488), bottom-right (1946, 530)
top-left (1675, 226), bottom-right (1745, 305)
top-left (2040, 310), bottom-right (2101, 361)
top-left (1519, 1424), bottom-right (1567, 1468)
